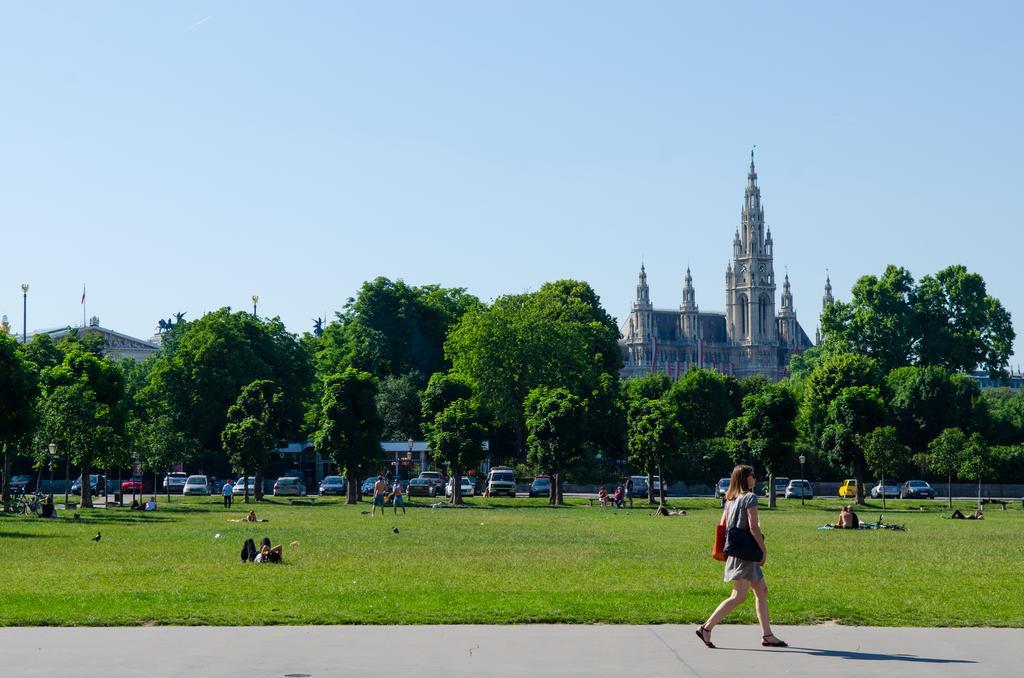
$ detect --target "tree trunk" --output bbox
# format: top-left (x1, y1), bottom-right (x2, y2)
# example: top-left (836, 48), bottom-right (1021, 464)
top-left (346, 475), bottom-right (359, 505)
top-left (881, 470), bottom-right (886, 511)
top-left (557, 473), bottom-right (564, 505)
top-left (767, 470), bottom-right (777, 509)
top-left (80, 463), bottom-right (93, 509)
top-left (165, 466), bottom-right (171, 503)
top-left (657, 462), bottom-right (666, 507)
top-left (63, 454), bottom-right (71, 509)
top-left (2, 443), bottom-right (11, 513)
top-left (452, 469), bottom-right (463, 505)
top-left (853, 460), bottom-right (865, 506)
top-left (646, 470), bottom-right (654, 503)
top-left (255, 470), bottom-right (263, 502)
top-left (947, 473), bottom-right (952, 509)
top-left (244, 466), bottom-right (250, 504)
top-left (977, 477), bottom-right (982, 510)
top-left (548, 473), bottom-right (557, 505)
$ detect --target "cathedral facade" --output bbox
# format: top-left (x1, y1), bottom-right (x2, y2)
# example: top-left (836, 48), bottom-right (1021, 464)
top-left (620, 155), bottom-right (816, 380)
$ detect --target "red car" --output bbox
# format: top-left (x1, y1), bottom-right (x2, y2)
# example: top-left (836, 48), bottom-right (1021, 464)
top-left (121, 478), bottom-right (152, 494)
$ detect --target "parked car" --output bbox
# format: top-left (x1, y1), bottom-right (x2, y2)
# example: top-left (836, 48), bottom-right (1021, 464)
top-left (870, 480), bottom-right (900, 499)
top-left (183, 475), bottom-right (210, 496)
top-left (233, 476), bottom-right (258, 497)
top-left (120, 476), bottom-right (152, 494)
top-left (361, 477), bottom-right (378, 495)
top-left (838, 479), bottom-right (858, 499)
top-left (163, 472), bottom-right (189, 494)
top-left (486, 467), bottom-right (517, 497)
top-left (900, 480), bottom-right (936, 499)
top-left (629, 475), bottom-right (665, 498)
top-left (273, 477), bottom-right (306, 496)
top-left (407, 478), bottom-right (436, 497)
top-left (785, 479), bottom-right (813, 499)
top-left (764, 477), bottom-right (790, 497)
top-left (715, 477), bottom-right (730, 498)
top-left (529, 476), bottom-right (551, 498)
top-left (318, 475), bottom-right (345, 495)
top-left (71, 474), bottom-right (106, 496)
top-left (9, 474), bottom-right (33, 493)
top-left (417, 471), bottom-right (446, 495)
top-left (445, 476), bottom-right (475, 498)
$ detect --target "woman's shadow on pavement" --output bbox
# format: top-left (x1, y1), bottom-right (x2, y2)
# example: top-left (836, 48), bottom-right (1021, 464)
top-left (721, 646), bottom-right (975, 665)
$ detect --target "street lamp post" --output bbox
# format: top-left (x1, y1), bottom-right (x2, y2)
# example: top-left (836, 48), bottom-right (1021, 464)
top-left (407, 437), bottom-right (415, 475)
top-left (63, 447), bottom-right (71, 510)
top-left (47, 443), bottom-right (57, 496)
top-left (799, 454), bottom-right (807, 507)
top-left (21, 283), bottom-right (28, 343)
top-left (251, 295), bottom-right (259, 318)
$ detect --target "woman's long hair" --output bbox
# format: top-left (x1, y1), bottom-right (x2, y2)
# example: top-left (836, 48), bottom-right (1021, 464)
top-left (725, 464), bottom-right (755, 501)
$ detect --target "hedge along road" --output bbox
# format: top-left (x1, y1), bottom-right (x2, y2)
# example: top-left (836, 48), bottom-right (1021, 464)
top-left (0, 496), bottom-right (1021, 627)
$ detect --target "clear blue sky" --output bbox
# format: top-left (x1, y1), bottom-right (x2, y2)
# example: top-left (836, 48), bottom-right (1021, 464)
top-left (2, 1), bottom-right (1022, 366)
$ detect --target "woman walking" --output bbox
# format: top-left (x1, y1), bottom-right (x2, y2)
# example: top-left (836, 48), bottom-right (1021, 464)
top-left (697, 464), bottom-right (787, 648)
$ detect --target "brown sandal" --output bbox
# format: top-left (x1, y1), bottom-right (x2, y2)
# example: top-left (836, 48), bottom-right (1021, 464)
top-left (695, 625), bottom-right (715, 648)
top-left (762, 634), bottom-right (787, 647)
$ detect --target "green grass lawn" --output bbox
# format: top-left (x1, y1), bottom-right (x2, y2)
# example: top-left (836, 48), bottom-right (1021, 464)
top-left (1, 494), bottom-right (1021, 627)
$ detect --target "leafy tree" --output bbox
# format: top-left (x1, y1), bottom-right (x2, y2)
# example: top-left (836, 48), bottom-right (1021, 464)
top-left (861, 426), bottom-right (911, 509)
top-left (982, 388), bottom-right (1024, 445)
top-left (726, 384), bottom-right (797, 508)
top-left (376, 372), bottom-right (423, 441)
top-left (800, 352), bottom-right (881, 450)
top-left (447, 281), bottom-right (618, 456)
top-left (959, 432), bottom-right (993, 509)
top-left (621, 373), bottom-right (672, 402)
top-left (821, 264), bottom-right (1014, 376)
top-left (820, 386), bottom-right (887, 505)
top-left (913, 265), bottom-right (1015, 376)
top-left (884, 366), bottom-right (957, 452)
top-left (316, 278), bottom-right (481, 381)
top-left (220, 380), bottom-right (284, 503)
top-left (142, 412), bottom-right (198, 502)
top-left (314, 369), bottom-right (384, 503)
top-left (924, 428), bottom-right (968, 509)
top-left (37, 344), bottom-right (127, 508)
top-left (20, 333), bottom-right (62, 371)
top-left (142, 309), bottom-right (312, 471)
top-left (626, 397), bottom-right (683, 506)
top-left (425, 399), bottom-right (486, 505)
top-left (0, 335), bottom-right (39, 511)
top-left (525, 387), bottom-right (586, 505)
top-left (668, 369), bottom-right (735, 442)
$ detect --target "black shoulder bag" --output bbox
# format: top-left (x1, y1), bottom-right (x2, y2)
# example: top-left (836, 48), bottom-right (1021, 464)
top-left (723, 495), bottom-right (764, 562)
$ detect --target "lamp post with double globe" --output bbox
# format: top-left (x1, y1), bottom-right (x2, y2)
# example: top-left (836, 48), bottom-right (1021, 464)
top-left (21, 284), bottom-right (28, 343)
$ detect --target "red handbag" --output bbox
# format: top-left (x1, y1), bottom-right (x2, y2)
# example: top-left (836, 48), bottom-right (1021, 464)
top-left (712, 523), bottom-right (727, 562)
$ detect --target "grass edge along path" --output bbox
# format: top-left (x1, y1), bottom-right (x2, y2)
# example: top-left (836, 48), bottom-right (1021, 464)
top-left (1, 496), bottom-right (1021, 627)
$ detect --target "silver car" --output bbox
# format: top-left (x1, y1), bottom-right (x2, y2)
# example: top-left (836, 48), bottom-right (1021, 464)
top-left (273, 477), bottom-right (306, 496)
top-left (182, 475), bottom-right (210, 495)
top-left (785, 479), bottom-right (813, 499)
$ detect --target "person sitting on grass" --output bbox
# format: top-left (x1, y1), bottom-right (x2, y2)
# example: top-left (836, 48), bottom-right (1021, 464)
top-left (611, 486), bottom-right (626, 508)
top-left (144, 497), bottom-right (157, 511)
top-left (255, 537), bottom-right (283, 563)
top-left (834, 505), bottom-right (859, 529)
top-left (597, 486), bottom-right (609, 507)
top-left (40, 495), bottom-right (56, 519)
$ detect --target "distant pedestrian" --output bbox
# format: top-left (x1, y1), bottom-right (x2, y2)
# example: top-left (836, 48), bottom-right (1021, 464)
top-left (371, 475), bottom-right (387, 516)
top-left (625, 477), bottom-right (634, 508)
top-left (391, 481), bottom-right (406, 515)
top-left (697, 464), bottom-right (786, 649)
top-left (222, 479), bottom-right (234, 509)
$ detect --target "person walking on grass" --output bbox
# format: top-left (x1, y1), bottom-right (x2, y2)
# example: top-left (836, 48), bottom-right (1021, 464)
top-left (371, 475), bottom-right (387, 516)
top-left (222, 479), bottom-right (234, 509)
top-left (625, 477), bottom-right (634, 508)
top-left (697, 464), bottom-right (787, 649)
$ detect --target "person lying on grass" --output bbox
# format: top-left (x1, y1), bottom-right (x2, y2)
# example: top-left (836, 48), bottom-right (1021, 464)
top-left (950, 508), bottom-right (984, 520)
top-left (653, 504), bottom-right (686, 516)
top-left (255, 537), bottom-right (283, 563)
top-left (230, 511), bottom-right (269, 523)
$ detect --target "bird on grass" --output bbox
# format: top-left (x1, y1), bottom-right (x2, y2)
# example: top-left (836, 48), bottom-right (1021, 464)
top-left (90, 532), bottom-right (101, 542)
top-left (392, 527), bottom-right (399, 534)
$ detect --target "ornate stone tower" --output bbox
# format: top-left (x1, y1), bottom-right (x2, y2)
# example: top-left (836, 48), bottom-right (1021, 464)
top-left (726, 151), bottom-right (777, 346)
top-left (778, 273), bottom-right (798, 348)
top-left (626, 263), bottom-right (654, 364)
top-left (816, 273), bottom-right (835, 345)
top-left (680, 266), bottom-right (699, 338)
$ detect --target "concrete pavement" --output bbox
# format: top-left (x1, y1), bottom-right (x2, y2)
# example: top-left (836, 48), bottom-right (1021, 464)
top-left (1, 624), bottom-right (1019, 677)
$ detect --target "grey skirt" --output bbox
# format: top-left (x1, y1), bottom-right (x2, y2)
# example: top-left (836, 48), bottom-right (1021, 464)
top-left (724, 555), bottom-right (763, 582)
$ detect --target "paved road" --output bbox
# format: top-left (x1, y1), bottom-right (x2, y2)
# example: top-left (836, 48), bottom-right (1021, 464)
top-left (1, 625), bottom-right (1018, 677)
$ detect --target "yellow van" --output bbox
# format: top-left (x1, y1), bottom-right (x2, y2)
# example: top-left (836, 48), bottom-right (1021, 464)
top-left (838, 479), bottom-right (857, 498)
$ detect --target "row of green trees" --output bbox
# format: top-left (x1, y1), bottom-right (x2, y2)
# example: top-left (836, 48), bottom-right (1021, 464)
top-left (2, 264), bottom-right (1021, 510)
